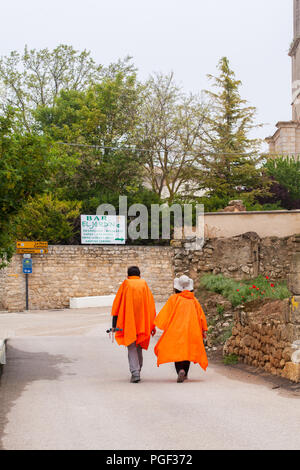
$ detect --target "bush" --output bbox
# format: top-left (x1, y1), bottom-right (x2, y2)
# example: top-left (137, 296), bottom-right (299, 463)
top-left (13, 194), bottom-right (82, 244)
top-left (223, 354), bottom-right (239, 365)
top-left (265, 156), bottom-right (300, 202)
top-left (199, 274), bottom-right (291, 307)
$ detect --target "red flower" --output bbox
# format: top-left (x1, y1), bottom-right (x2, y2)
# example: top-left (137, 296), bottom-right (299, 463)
top-left (252, 285), bottom-right (256, 289)
top-left (256, 288), bottom-right (260, 291)
top-left (237, 289), bottom-right (240, 292)
top-left (270, 283), bottom-right (275, 288)
top-left (266, 276), bottom-right (269, 280)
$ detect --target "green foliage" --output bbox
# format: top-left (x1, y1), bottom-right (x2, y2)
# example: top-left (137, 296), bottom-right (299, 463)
top-left (13, 194), bottom-right (82, 244)
top-left (0, 45), bottom-right (103, 130)
top-left (186, 195), bottom-right (284, 214)
top-left (262, 202), bottom-right (285, 210)
top-left (223, 354), bottom-right (239, 365)
top-left (201, 57), bottom-right (270, 201)
top-left (235, 199), bottom-right (285, 212)
top-left (199, 274), bottom-right (291, 307)
top-left (35, 69), bottom-right (145, 204)
top-left (0, 109), bottom-right (54, 264)
top-left (265, 156), bottom-right (300, 201)
top-left (216, 304), bottom-right (225, 315)
top-left (195, 195), bottom-right (231, 213)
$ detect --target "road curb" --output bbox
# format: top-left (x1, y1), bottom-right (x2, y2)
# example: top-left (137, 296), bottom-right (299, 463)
top-left (0, 339), bottom-right (7, 380)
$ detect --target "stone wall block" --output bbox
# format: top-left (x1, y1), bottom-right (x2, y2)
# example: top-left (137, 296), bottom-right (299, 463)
top-left (1, 246), bottom-right (175, 310)
top-left (288, 273), bottom-right (300, 295)
top-left (282, 363), bottom-right (300, 382)
top-left (289, 296), bottom-right (300, 324)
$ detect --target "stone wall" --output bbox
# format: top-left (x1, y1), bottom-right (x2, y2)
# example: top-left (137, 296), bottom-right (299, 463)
top-left (175, 211), bottom-right (300, 239)
top-left (0, 246), bottom-right (174, 311)
top-left (259, 236), bottom-right (294, 280)
top-left (173, 232), bottom-right (294, 288)
top-left (224, 235), bottom-right (300, 383)
top-left (204, 210), bottom-right (300, 239)
top-left (224, 299), bottom-right (299, 380)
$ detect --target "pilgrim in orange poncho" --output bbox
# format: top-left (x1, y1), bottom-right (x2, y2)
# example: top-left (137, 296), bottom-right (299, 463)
top-left (154, 275), bottom-right (208, 382)
top-left (111, 266), bottom-right (156, 382)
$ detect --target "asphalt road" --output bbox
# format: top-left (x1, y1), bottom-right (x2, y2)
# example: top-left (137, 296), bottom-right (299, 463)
top-left (0, 311), bottom-right (300, 450)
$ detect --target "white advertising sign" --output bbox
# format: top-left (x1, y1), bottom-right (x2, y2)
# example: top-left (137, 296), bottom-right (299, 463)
top-left (81, 215), bottom-right (126, 245)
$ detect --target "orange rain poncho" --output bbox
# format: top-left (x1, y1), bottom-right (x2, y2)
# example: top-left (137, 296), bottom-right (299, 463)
top-left (111, 276), bottom-right (156, 350)
top-left (154, 291), bottom-right (208, 371)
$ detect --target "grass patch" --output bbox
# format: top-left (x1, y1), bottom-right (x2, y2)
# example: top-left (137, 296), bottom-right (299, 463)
top-left (216, 304), bottom-right (225, 316)
top-left (219, 324), bottom-right (234, 344)
top-left (199, 274), bottom-right (291, 307)
top-left (223, 354), bottom-right (239, 365)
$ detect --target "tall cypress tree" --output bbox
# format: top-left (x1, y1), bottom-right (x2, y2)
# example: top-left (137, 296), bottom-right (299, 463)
top-left (200, 57), bottom-right (269, 202)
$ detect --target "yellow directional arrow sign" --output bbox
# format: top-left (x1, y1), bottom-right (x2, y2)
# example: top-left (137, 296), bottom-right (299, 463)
top-left (17, 241), bottom-right (48, 248)
top-left (16, 241), bottom-right (48, 254)
top-left (17, 248), bottom-right (48, 254)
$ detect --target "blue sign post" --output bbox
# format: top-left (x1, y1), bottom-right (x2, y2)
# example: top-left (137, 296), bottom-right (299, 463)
top-left (22, 258), bottom-right (32, 274)
top-left (22, 256), bottom-right (32, 310)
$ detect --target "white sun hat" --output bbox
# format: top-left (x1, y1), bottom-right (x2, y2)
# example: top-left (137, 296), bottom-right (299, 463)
top-left (174, 275), bottom-right (194, 292)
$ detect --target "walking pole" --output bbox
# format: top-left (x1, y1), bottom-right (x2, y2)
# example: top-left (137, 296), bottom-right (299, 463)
top-left (106, 328), bottom-right (122, 343)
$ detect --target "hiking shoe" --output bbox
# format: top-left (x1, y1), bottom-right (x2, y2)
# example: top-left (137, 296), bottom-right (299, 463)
top-left (130, 375), bottom-right (140, 383)
top-left (177, 370), bottom-right (186, 383)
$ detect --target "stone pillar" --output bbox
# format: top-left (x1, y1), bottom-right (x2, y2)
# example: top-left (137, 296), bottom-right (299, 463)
top-left (294, 0), bottom-right (300, 39)
top-left (291, 1), bottom-right (300, 121)
top-left (266, 1), bottom-right (300, 152)
top-left (265, 121), bottom-right (300, 156)
top-left (282, 235), bottom-right (300, 382)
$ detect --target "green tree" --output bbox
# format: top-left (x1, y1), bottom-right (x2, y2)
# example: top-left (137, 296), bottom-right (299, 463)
top-left (13, 194), bottom-right (82, 244)
top-left (137, 72), bottom-right (207, 202)
top-left (265, 156), bottom-right (300, 201)
top-left (0, 45), bottom-right (102, 131)
top-left (35, 69), bottom-right (146, 210)
top-left (0, 109), bottom-right (54, 265)
top-left (201, 57), bottom-right (269, 202)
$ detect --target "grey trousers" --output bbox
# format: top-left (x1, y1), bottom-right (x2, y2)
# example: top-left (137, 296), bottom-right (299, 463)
top-left (127, 342), bottom-right (143, 377)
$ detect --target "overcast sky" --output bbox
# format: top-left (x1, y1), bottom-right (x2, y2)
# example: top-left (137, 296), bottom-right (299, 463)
top-left (0, 0), bottom-right (293, 148)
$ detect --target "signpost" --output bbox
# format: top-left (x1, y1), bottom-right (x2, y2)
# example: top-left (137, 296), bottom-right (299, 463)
top-left (22, 255), bottom-right (32, 310)
top-left (22, 258), bottom-right (32, 274)
top-left (81, 215), bottom-right (126, 245)
top-left (16, 241), bottom-right (48, 254)
top-left (17, 241), bottom-right (48, 310)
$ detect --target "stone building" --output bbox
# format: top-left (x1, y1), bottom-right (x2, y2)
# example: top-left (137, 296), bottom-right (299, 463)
top-left (266, 0), bottom-right (300, 155)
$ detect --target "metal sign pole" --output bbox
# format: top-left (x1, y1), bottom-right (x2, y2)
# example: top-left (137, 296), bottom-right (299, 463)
top-left (23, 254), bottom-right (32, 311)
top-left (25, 273), bottom-right (29, 311)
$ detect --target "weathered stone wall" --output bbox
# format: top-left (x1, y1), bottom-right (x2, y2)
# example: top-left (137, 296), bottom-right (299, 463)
top-left (0, 246), bottom-right (174, 311)
top-left (224, 235), bottom-right (300, 383)
top-left (259, 236), bottom-right (294, 280)
top-left (173, 233), bottom-right (294, 289)
top-left (224, 299), bottom-right (299, 380)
